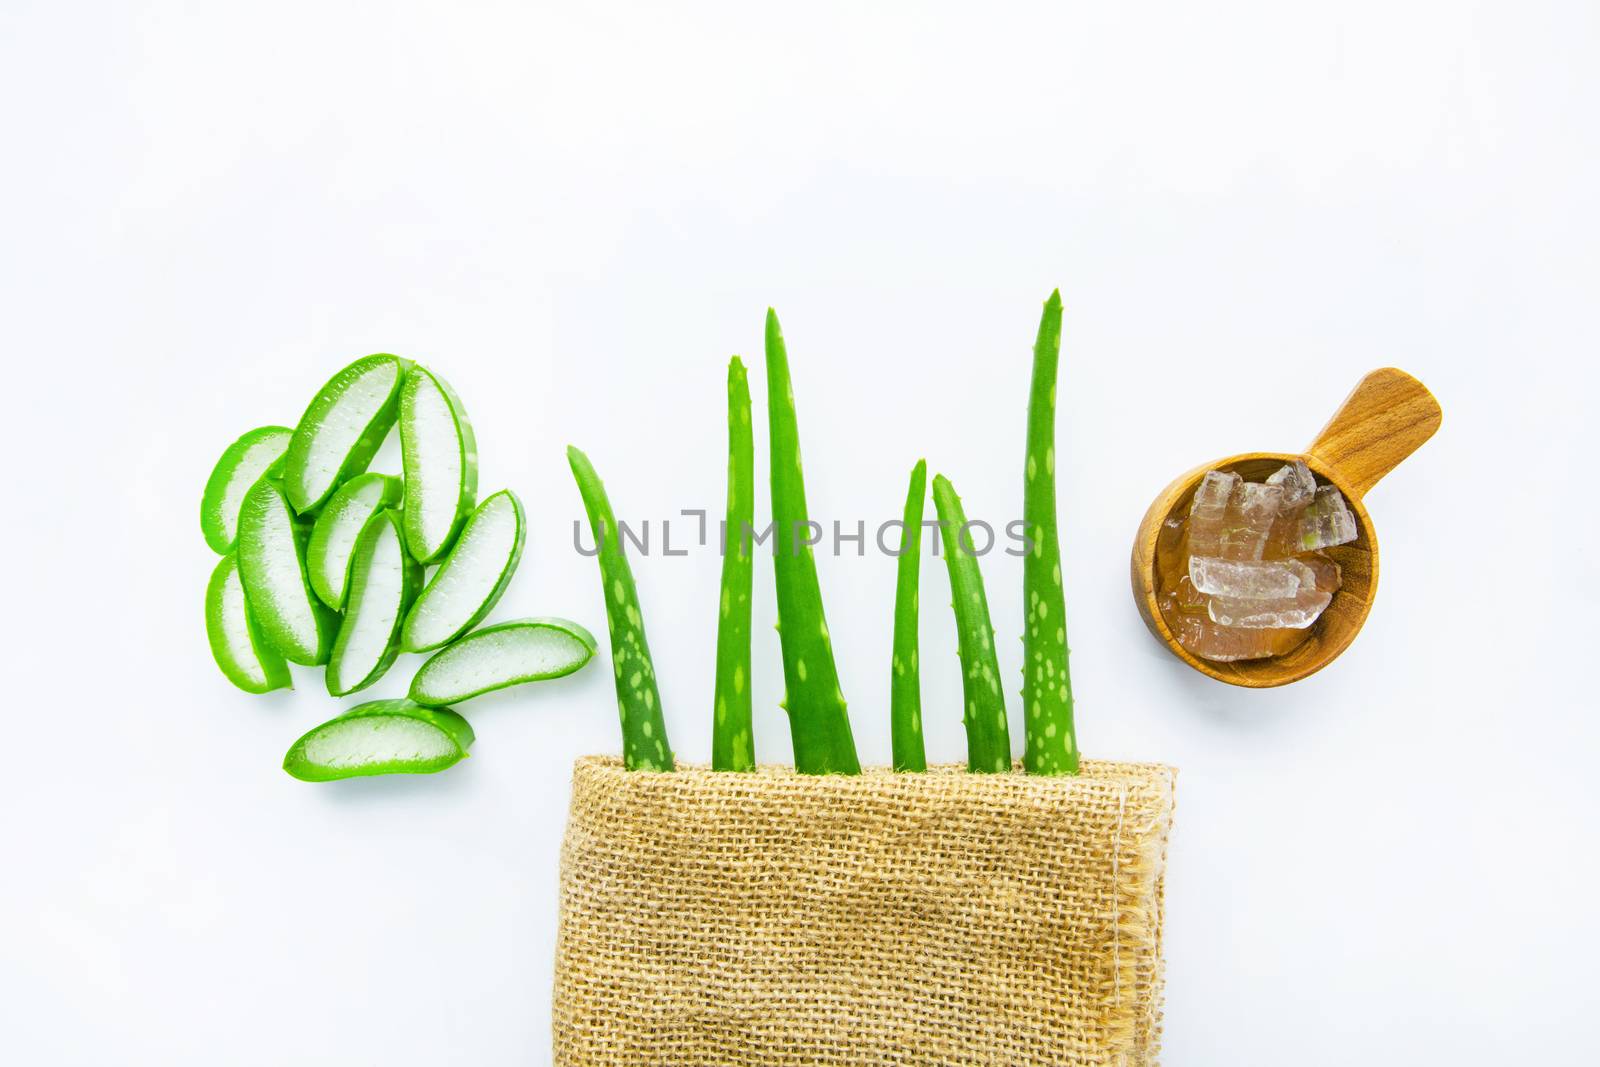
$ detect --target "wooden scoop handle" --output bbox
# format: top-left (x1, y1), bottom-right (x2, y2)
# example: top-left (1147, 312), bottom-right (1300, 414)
top-left (1305, 367), bottom-right (1441, 500)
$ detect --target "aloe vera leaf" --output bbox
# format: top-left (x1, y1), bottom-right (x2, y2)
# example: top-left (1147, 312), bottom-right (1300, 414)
top-left (931, 474), bottom-right (1012, 773)
top-left (200, 425), bottom-right (293, 554)
top-left (282, 699), bottom-right (474, 782)
top-left (281, 354), bottom-right (410, 515)
top-left (204, 552), bottom-right (292, 694)
top-left (399, 365), bottom-right (479, 564)
top-left (399, 489), bottom-right (525, 653)
top-left (712, 357), bottom-right (756, 772)
top-left (890, 459), bottom-right (928, 772)
top-left (765, 309), bottom-right (859, 775)
top-left (409, 617), bottom-right (597, 706)
top-left (1021, 290), bottom-right (1079, 775)
top-left (326, 510), bottom-right (422, 696)
top-left (307, 473), bottom-right (404, 610)
top-left (567, 446), bottom-right (673, 771)
top-left (237, 479), bottom-right (337, 665)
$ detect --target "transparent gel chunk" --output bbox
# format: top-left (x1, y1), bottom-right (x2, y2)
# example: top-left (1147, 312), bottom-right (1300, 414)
top-left (1170, 612), bottom-right (1311, 662)
top-left (1187, 470), bottom-right (1240, 558)
top-left (1207, 589), bottom-right (1333, 629)
top-left (1266, 460), bottom-right (1317, 508)
top-left (1301, 552), bottom-right (1342, 593)
top-left (1189, 556), bottom-right (1313, 599)
top-left (1158, 574), bottom-right (1209, 620)
top-left (1220, 481), bottom-right (1285, 561)
top-left (1175, 574), bottom-right (1208, 612)
top-left (1288, 484), bottom-right (1358, 553)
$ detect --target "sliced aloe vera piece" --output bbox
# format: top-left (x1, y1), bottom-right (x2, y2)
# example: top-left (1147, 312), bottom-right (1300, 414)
top-left (400, 489), bottom-right (524, 653)
top-left (236, 480), bottom-right (337, 665)
top-left (307, 473), bottom-right (404, 610)
top-left (399, 365), bottom-right (478, 563)
top-left (204, 552), bottom-right (292, 694)
top-left (282, 699), bottom-right (475, 782)
top-left (326, 510), bottom-right (422, 696)
top-left (200, 425), bottom-right (293, 553)
top-left (282, 354), bottom-right (410, 514)
top-left (409, 617), bottom-right (597, 706)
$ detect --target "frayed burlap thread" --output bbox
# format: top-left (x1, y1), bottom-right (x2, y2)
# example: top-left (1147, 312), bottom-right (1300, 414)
top-left (554, 757), bottom-right (1176, 1066)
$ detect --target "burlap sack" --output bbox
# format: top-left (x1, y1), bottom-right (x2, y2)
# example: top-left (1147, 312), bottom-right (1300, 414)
top-left (554, 756), bottom-right (1176, 1067)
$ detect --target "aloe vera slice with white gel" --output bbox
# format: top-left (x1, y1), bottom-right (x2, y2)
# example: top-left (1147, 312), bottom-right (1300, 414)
top-left (399, 365), bottom-right (478, 563)
top-left (200, 425), bottom-right (293, 553)
top-left (282, 699), bottom-right (474, 782)
top-left (326, 510), bottom-right (422, 696)
top-left (282, 354), bottom-right (410, 514)
top-left (308, 473), bottom-right (404, 610)
top-left (401, 489), bottom-right (524, 652)
top-left (410, 617), bottom-right (596, 706)
top-left (204, 552), bottom-right (292, 694)
top-left (237, 480), bottom-right (337, 665)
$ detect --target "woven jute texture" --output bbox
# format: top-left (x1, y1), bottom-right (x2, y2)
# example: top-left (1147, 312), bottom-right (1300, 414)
top-left (554, 756), bottom-right (1176, 1066)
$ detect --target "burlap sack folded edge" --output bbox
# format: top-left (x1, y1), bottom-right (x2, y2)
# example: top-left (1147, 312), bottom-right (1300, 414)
top-left (555, 756), bottom-right (1177, 1067)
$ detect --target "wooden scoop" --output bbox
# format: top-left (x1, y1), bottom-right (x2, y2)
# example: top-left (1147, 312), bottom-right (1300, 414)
top-left (1131, 368), bottom-right (1442, 687)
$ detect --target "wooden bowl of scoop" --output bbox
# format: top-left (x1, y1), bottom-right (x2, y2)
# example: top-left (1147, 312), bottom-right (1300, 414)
top-left (1131, 367), bottom-right (1442, 687)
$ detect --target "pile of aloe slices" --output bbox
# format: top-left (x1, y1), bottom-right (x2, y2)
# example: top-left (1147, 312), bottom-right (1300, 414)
top-left (201, 354), bottom-right (596, 781)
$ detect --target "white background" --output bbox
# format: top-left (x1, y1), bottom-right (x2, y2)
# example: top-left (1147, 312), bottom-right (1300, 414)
top-left (3, 2), bottom-right (1594, 1064)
